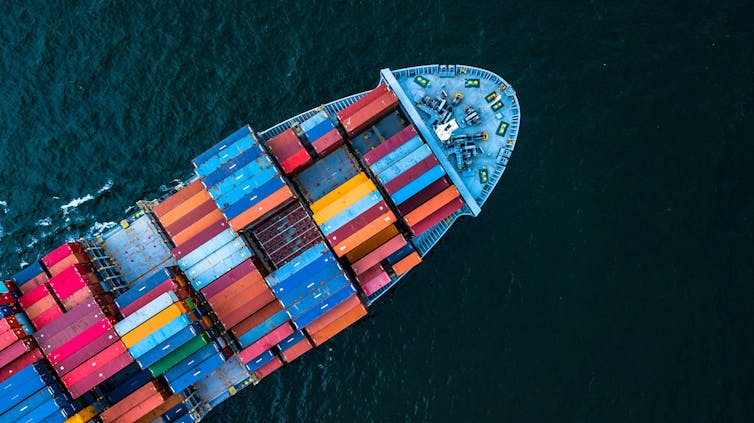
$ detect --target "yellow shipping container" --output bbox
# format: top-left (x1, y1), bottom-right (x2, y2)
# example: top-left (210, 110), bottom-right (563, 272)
top-left (121, 302), bottom-right (189, 347)
top-left (313, 179), bottom-right (377, 225)
top-left (310, 173), bottom-right (368, 214)
top-left (64, 405), bottom-right (98, 423)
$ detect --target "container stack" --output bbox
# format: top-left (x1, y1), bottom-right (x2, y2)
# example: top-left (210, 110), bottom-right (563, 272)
top-left (175, 229), bottom-right (254, 292)
top-left (276, 329), bottom-right (313, 364)
top-left (192, 126), bottom-right (295, 232)
top-left (266, 128), bottom-right (313, 175)
top-left (115, 267), bottom-right (187, 317)
top-left (98, 379), bottom-right (180, 422)
top-left (193, 356), bottom-right (252, 408)
top-left (49, 263), bottom-right (112, 312)
top-left (153, 180), bottom-right (225, 248)
top-left (34, 296), bottom-right (127, 399)
top-left (299, 111), bottom-right (344, 157)
top-left (199, 260), bottom-right (272, 331)
top-left (0, 361), bottom-right (80, 421)
top-left (337, 84), bottom-right (399, 137)
top-left (250, 200), bottom-right (324, 269)
top-left (0, 278), bottom-right (43, 384)
top-left (363, 125), bottom-right (465, 236)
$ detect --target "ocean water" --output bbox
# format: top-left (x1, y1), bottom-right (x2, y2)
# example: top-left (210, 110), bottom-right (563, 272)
top-left (1, 1), bottom-right (752, 421)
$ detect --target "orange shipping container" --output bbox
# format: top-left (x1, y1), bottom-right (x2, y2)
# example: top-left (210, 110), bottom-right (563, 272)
top-left (121, 302), bottom-right (189, 347)
top-left (351, 234), bottom-right (407, 275)
top-left (218, 289), bottom-right (276, 328)
top-left (170, 209), bottom-right (225, 246)
top-left (303, 295), bottom-right (363, 335)
top-left (157, 189), bottom-right (212, 228)
top-left (344, 224), bottom-right (399, 263)
top-left (309, 173), bottom-right (368, 215)
top-left (392, 251), bottom-right (422, 276)
top-left (208, 272), bottom-right (269, 318)
top-left (134, 393), bottom-right (182, 423)
top-left (25, 295), bottom-right (59, 320)
top-left (308, 302), bottom-right (368, 346)
top-left (100, 381), bottom-right (161, 422)
top-left (332, 212), bottom-right (396, 257)
top-left (228, 186), bottom-right (294, 232)
top-left (112, 392), bottom-right (165, 423)
top-left (230, 300), bottom-right (282, 339)
top-left (313, 179), bottom-right (376, 225)
top-left (152, 180), bottom-right (205, 217)
top-left (403, 186), bottom-right (460, 226)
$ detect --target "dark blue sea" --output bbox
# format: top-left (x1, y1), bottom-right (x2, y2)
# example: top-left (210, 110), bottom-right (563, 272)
top-left (1, 1), bottom-right (752, 421)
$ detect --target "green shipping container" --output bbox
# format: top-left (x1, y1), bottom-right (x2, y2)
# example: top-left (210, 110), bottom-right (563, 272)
top-left (149, 332), bottom-right (210, 376)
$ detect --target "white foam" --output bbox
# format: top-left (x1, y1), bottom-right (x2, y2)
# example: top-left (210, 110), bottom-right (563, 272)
top-left (61, 194), bottom-right (94, 215)
top-left (19, 261), bottom-right (29, 268)
top-left (87, 221), bottom-right (117, 238)
top-left (27, 236), bottom-right (38, 249)
top-left (36, 217), bottom-right (52, 226)
top-left (97, 179), bottom-right (114, 194)
top-left (0, 200), bottom-right (7, 214)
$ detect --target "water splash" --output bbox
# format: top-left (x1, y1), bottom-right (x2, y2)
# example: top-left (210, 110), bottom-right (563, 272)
top-left (60, 194), bottom-right (95, 215)
top-left (0, 200), bottom-right (7, 214)
top-left (87, 221), bottom-right (117, 238)
top-left (97, 179), bottom-right (114, 194)
top-left (36, 217), bottom-right (52, 226)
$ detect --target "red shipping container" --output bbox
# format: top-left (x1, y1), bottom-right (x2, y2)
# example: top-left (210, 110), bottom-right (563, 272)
top-left (0, 348), bottom-right (44, 383)
top-left (207, 273), bottom-right (269, 318)
top-left (341, 91), bottom-right (398, 137)
top-left (0, 327), bottom-right (26, 351)
top-left (31, 304), bottom-right (64, 330)
top-left (100, 381), bottom-right (161, 422)
top-left (18, 272), bottom-right (50, 295)
top-left (152, 180), bottom-right (205, 218)
top-left (42, 242), bottom-right (85, 269)
top-left (35, 297), bottom-right (109, 353)
top-left (404, 186), bottom-right (461, 227)
top-left (54, 329), bottom-right (118, 376)
top-left (238, 323), bottom-right (294, 363)
top-left (62, 340), bottom-right (128, 387)
top-left (362, 124), bottom-right (418, 165)
top-left (383, 154), bottom-right (440, 195)
top-left (48, 318), bottom-right (113, 365)
top-left (62, 287), bottom-right (110, 311)
top-left (254, 355), bottom-right (283, 381)
top-left (19, 282), bottom-right (52, 309)
top-left (351, 235), bottom-right (407, 275)
top-left (171, 220), bottom-right (230, 260)
top-left (67, 350), bottom-right (133, 399)
top-left (134, 393), bottom-right (182, 423)
top-left (281, 338), bottom-right (313, 364)
top-left (0, 338), bottom-right (35, 368)
top-left (47, 253), bottom-right (91, 277)
top-left (25, 295), bottom-right (59, 320)
top-left (199, 259), bottom-right (258, 299)
top-left (311, 128), bottom-right (344, 157)
top-left (230, 300), bottom-right (283, 339)
top-left (410, 197), bottom-right (465, 236)
top-left (164, 199), bottom-right (219, 238)
top-left (396, 177), bottom-right (451, 216)
top-left (119, 278), bottom-right (178, 317)
top-left (2, 280), bottom-right (15, 292)
top-left (356, 263), bottom-right (384, 282)
top-left (113, 391), bottom-right (165, 423)
top-left (0, 316), bottom-right (19, 333)
top-left (326, 200), bottom-right (390, 246)
top-left (219, 290), bottom-right (275, 329)
top-left (0, 293), bottom-right (13, 306)
top-left (361, 271), bottom-right (392, 296)
top-left (279, 149), bottom-right (312, 175)
top-left (49, 263), bottom-right (99, 300)
top-left (267, 128), bottom-right (304, 162)
top-left (337, 84), bottom-right (389, 120)
top-left (304, 294), bottom-right (363, 335)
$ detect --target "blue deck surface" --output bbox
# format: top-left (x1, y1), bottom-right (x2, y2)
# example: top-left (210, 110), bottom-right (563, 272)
top-left (293, 147), bottom-right (360, 203)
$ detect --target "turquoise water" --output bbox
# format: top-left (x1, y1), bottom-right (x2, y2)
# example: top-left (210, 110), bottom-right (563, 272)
top-left (1, 1), bottom-right (752, 421)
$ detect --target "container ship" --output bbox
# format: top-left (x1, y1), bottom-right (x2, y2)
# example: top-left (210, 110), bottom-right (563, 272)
top-left (0, 65), bottom-right (519, 422)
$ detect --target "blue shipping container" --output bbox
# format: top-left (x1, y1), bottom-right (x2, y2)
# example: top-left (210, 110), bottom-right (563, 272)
top-left (266, 243), bottom-right (329, 287)
top-left (128, 314), bottom-right (193, 359)
top-left (178, 229), bottom-right (238, 271)
top-left (190, 247), bottom-right (252, 290)
top-left (17, 395), bottom-right (75, 423)
top-left (386, 243), bottom-right (416, 265)
top-left (162, 402), bottom-right (189, 422)
top-left (0, 384), bottom-right (62, 423)
top-left (0, 363), bottom-right (53, 414)
top-left (137, 322), bottom-right (203, 369)
top-left (104, 367), bottom-right (154, 405)
top-left (237, 310), bottom-right (290, 348)
top-left (285, 275), bottom-right (350, 318)
top-left (274, 257), bottom-right (342, 307)
top-left (305, 119), bottom-right (335, 142)
top-left (320, 190), bottom-right (382, 235)
top-left (202, 145), bottom-right (265, 188)
top-left (115, 267), bottom-right (175, 311)
top-left (168, 353), bottom-right (226, 394)
top-left (376, 145), bottom-right (432, 184)
top-left (193, 126), bottom-right (254, 175)
top-left (174, 412), bottom-right (198, 423)
top-left (277, 330), bottom-right (306, 353)
top-left (186, 237), bottom-right (247, 279)
top-left (222, 177), bottom-right (285, 220)
top-left (163, 342), bottom-right (222, 384)
top-left (193, 356), bottom-right (251, 405)
top-left (11, 262), bottom-right (45, 286)
top-left (244, 350), bottom-right (275, 373)
top-left (114, 291), bottom-right (179, 336)
top-left (391, 165), bottom-right (446, 205)
top-left (208, 156), bottom-right (274, 201)
top-left (212, 165), bottom-right (278, 211)
top-left (300, 111), bottom-right (328, 133)
top-left (370, 136), bottom-right (423, 175)
top-left (294, 285), bottom-right (358, 329)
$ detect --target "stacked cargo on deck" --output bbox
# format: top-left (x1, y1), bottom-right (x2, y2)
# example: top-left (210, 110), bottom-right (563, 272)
top-left (193, 356), bottom-right (252, 408)
top-left (363, 125), bottom-right (465, 238)
top-left (0, 361), bottom-right (80, 422)
top-left (266, 128), bottom-right (313, 174)
top-left (337, 84), bottom-right (399, 137)
top-left (154, 180), bottom-right (226, 248)
top-left (99, 379), bottom-right (182, 422)
top-left (250, 200), bottom-right (324, 269)
top-left (299, 110), bottom-right (344, 157)
top-left (193, 126), bottom-right (295, 232)
top-left (1, 274), bottom-right (42, 385)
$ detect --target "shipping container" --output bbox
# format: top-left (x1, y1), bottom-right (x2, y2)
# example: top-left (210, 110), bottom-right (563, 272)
top-left (218, 289), bottom-right (275, 329)
top-left (243, 349), bottom-right (275, 370)
top-left (410, 197), bottom-right (465, 236)
top-left (61, 287), bottom-right (111, 312)
top-left (162, 402), bottom-right (190, 422)
top-left (312, 179), bottom-right (377, 225)
top-left (325, 199), bottom-right (389, 247)
top-left (137, 322), bottom-right (202, 369)
top-left (351, 235), bottom-right (407, 275)
top-left (309, 173), bottom-right (368, 215)
top-left (134, 393), bottom-right (182, 423)
top-left (0, 293), bottom-right (14, 307)
top-left (1, 383), bottom-right (62, 422)
top-left (18, 283), bottom-right (52, 309)
top-left (100, 381), bottom-right (161, 422)
top-left (320, 192), bottom-right (383, 236)
top-left (304, 118), bottom-right (335, 142)
top-left (395, 177), bottom-right (451, 216)
top-left (157, 189), bottom-right (213, 229)
top-left (332, 212), bottom-right (396, 257)
top-left (361, 271), bottom-right (392, 296)
top-left (53, 329), bottom-right (118, 376)
top-left (390, 165), bottom-right (447, 206)
top-left (31, 304), bottom-right (65, 329)
top-left (253, 356), bottom-right (283, 381)
top-left (0, 327), bottom-right (26, 352)
top-left (383, 154), bottom-right (440, 195)
top-left (276, 329), bottom-right (305, 353)
top-left (404, 185), bottom-right (461, 226)
top-left (267, 128), bottom-right (304, 163)
top-left (199, 260), bottom-right (257, 299)
top-left (337, 84), bottom-right (389, 121)
top-left (193, 126), bottom-right (254, 176)
top-left (185, 237), bottom-right (246, 279)
top-left (238, 323), bottom-right (294, 363)
top-left (0, 362), bottom-right (53, 414)
top-left (293, 284), bottom-right (357, 329)
top-left (370, 136), bottom-right (424, 176)
top-left (47, 254), bottom-right (91, 277)
top-left (274, 259), bottom-right (342, 308)
top-left (42, 242), bottom-right (85, 269)
top-left (167, 352), bottom-right (225, 394)
top-left (127, 314), bottom-right (194, 360)
top-left (17, 272), bottom-right (49, 296)
top-left (307, 302), bottom-right (367, 346)
top-left (341, 91), bottom-right (399, 137)
top-left (151, 334), bottom-right (214, 378)
top-left (391, 251), bottom-right (422, 276)
top-left (170, 220), bottom-right (230, 260)
top-left (153, 181), bottom-right (205, 218)
top-left (302, 294), bottom-right (362, 335)
top-left (104, 366), bottom-right (154, 405)
top-left (300, 111), bottom-right (328, 132)
top-left (193, 356), bottom-right (251, 406)
top-left (12, 262), bottom-right (47, 287)
top-left (264, 243), bottom-right (329, 287)
top-left (170, 209), bottom-right (226, 247)
top-left (206, 273), bottom-right (268, 318)
top-left (279, 149), bottom-right (312, 175)
top-left (62, 340), bottom-right (128, 387)
top-left (60, 405), bottom-right (97, 423)
top-left (228, 186), bottom-right (295, 232)
top-left (0, 338), bottom-right (35, 368)
top-left (202, 145), bottom-right (265, 188)
top-left (121, 302), bottom-right (190, 348)
top-left (376, 146), bottom-right (434, 187)
top-left (67, 351), bottom-right (133, 398)
top-left (25, 295), bottom-right (60, 320)
top-left (362, 124), bottom-right (418, 165)
top-left (285, 275), bottom-right (350, 319)
top-left (48, 263), bottom-right (98, 300)
top-left (120, 278), bottom-right (180, 318)
top-left (344, 224), bottom-right (400, 264)
top-left (177, 228), bottom-right (237, 271)
top-left (163, 200), bottom-right (219, 239)
top-left (114, 268), bottom-right (174, 311)
top-left (385, 243), bottom-right (416, 266)
top-left (210, 159), bottom-right (277, 210)
top-left (311, 128), bottom-right (344, 157)
top-left (189, 248), bottom-right (252, 291)
top-left (236, 310), bottom-right (289, 348)
top-left (0, 315), bottom-right (19, 333)
top-left (114, 291), bottom-right (179, 336)
top-left (230, 300), bottom-right (282, 339)
top-left (16, 394), bottom-right (77, 423)
top-left (111, 391), bottom-right (166, 423)
top-left (280, 337), bottom-right (313, 363)
top-left (47, 318), bottom-right (113, 365)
